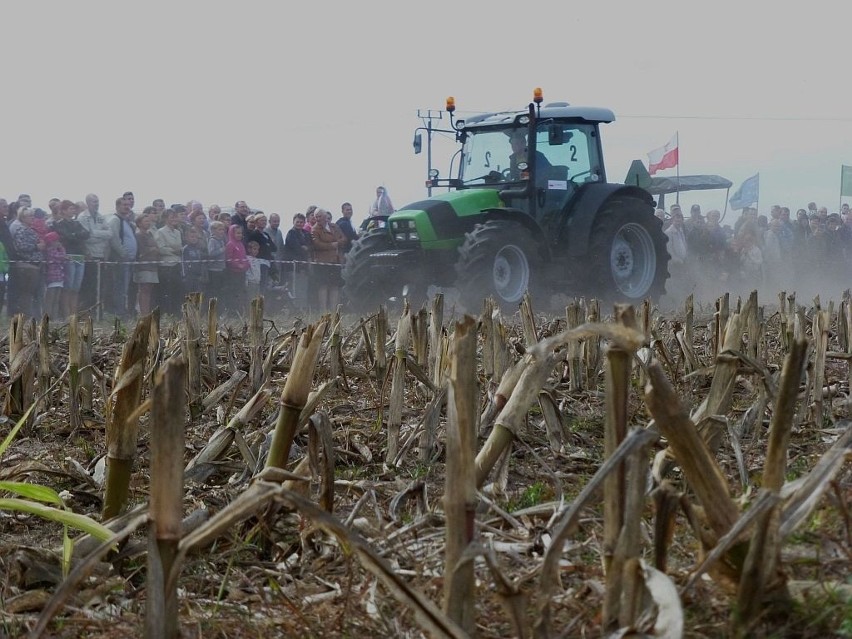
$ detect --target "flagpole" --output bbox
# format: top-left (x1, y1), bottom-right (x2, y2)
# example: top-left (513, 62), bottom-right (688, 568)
top-left (675, 130), bottom-right (680, 206)
top-left (840, 165), bottom-right (843, 215)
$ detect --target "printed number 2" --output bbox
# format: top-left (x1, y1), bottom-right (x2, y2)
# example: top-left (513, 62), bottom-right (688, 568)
top-left (484, 151), bottom-right (491, 168)
top-left (570, 145), bottom-right (577, 162)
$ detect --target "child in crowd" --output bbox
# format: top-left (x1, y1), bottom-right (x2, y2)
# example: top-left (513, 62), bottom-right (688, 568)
top-left (182, 226), bottom-right (208, 296)
top-left (43, 231), bottom-right (66, 319)
top-left (224, 224), bottom-right (249, 314)
top-left (245, 240), bottom-right (263, 300)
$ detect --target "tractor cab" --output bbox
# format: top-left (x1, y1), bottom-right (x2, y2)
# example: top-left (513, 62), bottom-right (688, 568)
top-left (424, 93), bottom-right (617, 228)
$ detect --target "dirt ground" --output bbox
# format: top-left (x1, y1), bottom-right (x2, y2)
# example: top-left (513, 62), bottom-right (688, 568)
top-left (1, 302), bottom-right (850, 638)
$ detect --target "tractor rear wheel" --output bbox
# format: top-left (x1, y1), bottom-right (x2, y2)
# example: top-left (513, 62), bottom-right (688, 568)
top-left (455, 220), bottom-right (540, 312)
top-left (342, 231), bottom-right (398, 314)
top-left (581, 198), bottom-right (669, 303)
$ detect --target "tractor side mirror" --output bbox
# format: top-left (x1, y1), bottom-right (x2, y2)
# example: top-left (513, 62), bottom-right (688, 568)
top-left (548, 125), bottom-right (564, 145)
top-left (413, 133), bottom-right (422, 155)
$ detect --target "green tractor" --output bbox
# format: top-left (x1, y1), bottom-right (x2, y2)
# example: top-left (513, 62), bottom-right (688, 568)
top-left (342, 90), bottom-right (670, 313)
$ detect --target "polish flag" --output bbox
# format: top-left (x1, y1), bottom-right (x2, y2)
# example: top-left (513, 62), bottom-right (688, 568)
top-left (647, 133), bottom-right (679, 175)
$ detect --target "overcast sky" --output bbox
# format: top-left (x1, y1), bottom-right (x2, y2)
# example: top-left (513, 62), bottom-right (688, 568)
top-left (4, 2), bottom-right (851, 225)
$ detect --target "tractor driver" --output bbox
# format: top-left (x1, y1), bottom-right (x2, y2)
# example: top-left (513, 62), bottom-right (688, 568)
top-left (508, 131), bottom-right (552, 183)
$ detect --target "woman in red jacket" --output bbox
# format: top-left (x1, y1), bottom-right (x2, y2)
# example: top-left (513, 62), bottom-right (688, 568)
top-left (224, 224), bottom-right (250, 315)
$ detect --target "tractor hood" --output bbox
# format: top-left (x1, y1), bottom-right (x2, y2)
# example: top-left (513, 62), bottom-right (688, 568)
top-left (393, 189), bottom-right (503, 245)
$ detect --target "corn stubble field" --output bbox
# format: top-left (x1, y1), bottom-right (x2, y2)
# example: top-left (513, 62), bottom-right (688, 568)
top-left (0, 289), bottom-right (850, 639)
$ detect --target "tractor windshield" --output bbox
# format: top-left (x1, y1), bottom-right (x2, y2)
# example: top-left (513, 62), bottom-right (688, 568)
top-left (459, 122), bottom-right (602, 187)
top-left (458, 128), bottom-right (520, 186)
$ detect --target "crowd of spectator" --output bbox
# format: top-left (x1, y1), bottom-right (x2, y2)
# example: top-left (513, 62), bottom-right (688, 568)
top-left (659, 201), bottom-right (852, 303)
top-left (0, 188), bottom-right (392, 321)
top-left (4, 187), bottom-right (845, 321)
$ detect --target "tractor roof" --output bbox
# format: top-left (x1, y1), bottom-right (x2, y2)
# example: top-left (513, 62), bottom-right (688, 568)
top-left (464, 103), bottom-right (616, 128)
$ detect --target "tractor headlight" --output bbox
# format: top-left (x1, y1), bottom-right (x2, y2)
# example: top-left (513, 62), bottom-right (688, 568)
top-left (394, 233), bottom-right (407, 242)
top-left (408, 232), bottom-right (419, 241)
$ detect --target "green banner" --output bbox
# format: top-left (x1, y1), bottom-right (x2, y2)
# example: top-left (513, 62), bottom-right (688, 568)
top-left (842, 165), bottom-right (852, 197)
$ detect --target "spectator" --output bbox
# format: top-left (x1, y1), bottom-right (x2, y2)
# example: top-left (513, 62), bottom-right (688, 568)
top-left (0, 200), bottom-right (18, 315)
top-left (369, 186), bottom-right (395, 218)
top-left (304, 205), bottom-right (318, 234)
top-left (43, 231), bottom-right (66, 319)
top-left (245, 240), bottom-right (264, 300)
top-left (77, 193), bottom-right (112, 313)
top-left (152, 198), bottom-right (166, 220)
top-left (224, 224), bottom-right (249, 314)
top-left (107, 196), bottom-right (137, 318)
top-left (134, 209), bottom-right (160, 316)
top-left (310, 208), bottom-right (346, 312)
top-left (284, 213), bottom-right (312, 303)
top-left (762, 218), bottom-right (784, 292)
top-left (230, 200), bottom-right (251, 237)
top-left (337, 201), bottom-right (358, 252)
top-left (207, 204), bottom-right (221, 224)
top-left (685, 204), bottom-right (703, 232)
top-left (0, 228), bottom-right (8, 317)
top-left (663, 208), bottom-right (689, 299)
top-left (246, 212), bottom-right (276, 288)
top-left (182, 226), bottom-right (208, 297)
top-left (206, 221), bottom-right (227, 301)
top-left (155, 208), bottom-right (184, 316)
top-left (53, 200), bottom-right (89, 317)
top-left (10, 207), bottom-right (44, 318)
top-left (265, 213), bottom-right (286, 281)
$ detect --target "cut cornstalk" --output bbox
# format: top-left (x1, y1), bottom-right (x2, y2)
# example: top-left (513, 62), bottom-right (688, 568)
top-left (603, 305), bottom-right (635, 585)
top-left (442, 316), bottom-right (478, 633)
top-left (692, 312), bottom-right (744, 424)
top-left (746, 290), bottom-right (760, 359)
top-left (475, 351), bottom-right (558, 488)
top-left (734, 339), bottom-right (807, 634)
top-left (811, 309), bottom-right (829, 426)
top-left (206, 296), bottom-right (219, 383)
top-left (429, 293), bottom-right (444, 387)
top-left (585, 298), bottom-right (601, 385)
top-left (608, 438), bottom-right (653, 630)
top-left (685, 293), bottom-right (694, 350)
top-left (374, 305), bottom-right (388, 383)
top-left (182, 297), bottom-right (203, 420)
top-left (329, 309), bottom-right (342, 381)
top-left (520, 291), bottom-right (537, 347)
top-left (38, 316), bottom-right (51, 410)
top-left (411, 305), bottom-right (429, 368)
top-left (248, 296), bottom-right (265, 393)
top-left (565, 300), bottom-right (584, 392)
top-left (145, 357), bottom-right (187, 639)
top-left (644, 362), bottom-right (739, 545)
top-left (481, 297), bottom-right (495, 379)
top-left (386, 307), bottom-right (411, 465)
top-left (4, 315), bottom-right (34, 419)
top-left (102, 314), bottom-right (152, 520)
top-left (68, 315), bottom-right (83, 433)
top-left (265, 319), bottom-right (327, 469)
top-left (79, 314), bottom-right (94, 412)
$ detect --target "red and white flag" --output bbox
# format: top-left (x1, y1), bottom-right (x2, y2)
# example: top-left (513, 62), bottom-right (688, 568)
top-left (647, 133), bottom-right (679, 175)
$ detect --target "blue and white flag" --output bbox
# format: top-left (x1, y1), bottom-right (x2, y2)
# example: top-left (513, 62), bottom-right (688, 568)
top-left (729, 173), bottom-right (760, 209)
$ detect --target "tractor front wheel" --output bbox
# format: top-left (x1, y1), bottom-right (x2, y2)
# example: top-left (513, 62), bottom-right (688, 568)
top-left (455, 220), bottom-right (540, 313)
top-left (342, 231), bottom-right (399, 314)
